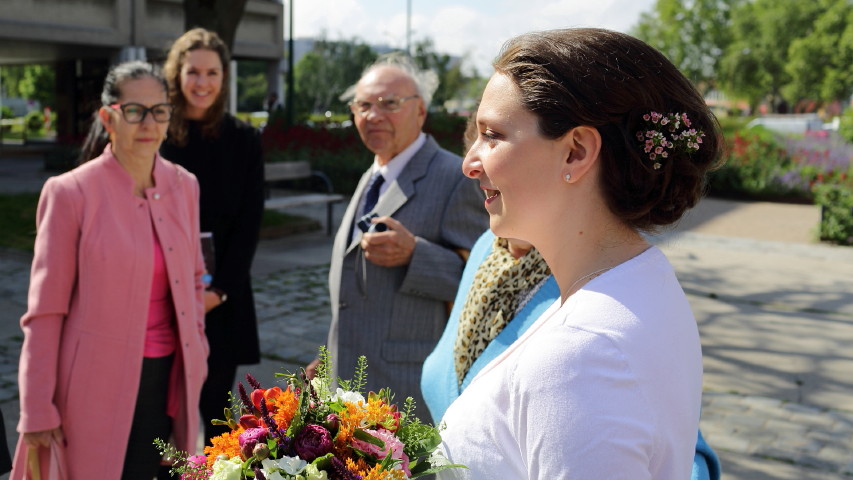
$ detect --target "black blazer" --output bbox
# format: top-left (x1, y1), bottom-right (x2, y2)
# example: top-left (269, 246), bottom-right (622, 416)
top-left (160, 114), bottom-right (264, 364)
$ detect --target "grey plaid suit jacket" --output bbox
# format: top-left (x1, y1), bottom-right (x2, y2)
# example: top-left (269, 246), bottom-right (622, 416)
top-left (326, 135), bottom-right (488, 417)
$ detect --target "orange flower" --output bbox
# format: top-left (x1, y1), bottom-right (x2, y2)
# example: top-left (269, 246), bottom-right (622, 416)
top-left (203, 428), bottom-right (244, 467)
top-left (338, 397), bottom-right (396, 436)
top-left (344, 456), bottom-right (372, 476)
top-left (361, 463), bottom-right (409, 480)
top-left (344, 456), bottom-right (408, 480)
top-left (269, 386), bottom-right (299, 429)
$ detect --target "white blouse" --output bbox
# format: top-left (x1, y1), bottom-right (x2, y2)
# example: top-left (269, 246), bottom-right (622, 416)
top-left (437, 247), bottom-right (703, 480)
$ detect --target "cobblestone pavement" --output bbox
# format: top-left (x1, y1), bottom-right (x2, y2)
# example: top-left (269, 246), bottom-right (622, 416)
top-left (0, 251), bottom-right (29, 404)
top-left (1, 245), bottom-right (851, 479)
top-left (252, 263), bottom-right (332, 368)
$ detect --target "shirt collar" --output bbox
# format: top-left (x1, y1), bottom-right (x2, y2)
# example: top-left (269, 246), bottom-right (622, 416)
top-left (371, 132), bottom-right (426, 188)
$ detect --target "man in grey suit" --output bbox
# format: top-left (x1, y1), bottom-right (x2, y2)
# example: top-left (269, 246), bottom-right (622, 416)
top-left (308, 55), bottom-right (488, 417)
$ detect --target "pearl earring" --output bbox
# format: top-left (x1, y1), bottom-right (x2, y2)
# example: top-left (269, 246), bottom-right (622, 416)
top-left (564, 173), bottom-right (572, 183)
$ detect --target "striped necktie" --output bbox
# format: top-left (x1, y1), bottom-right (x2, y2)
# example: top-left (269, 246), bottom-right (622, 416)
top-left (362, 173), bottom-right (385, 215)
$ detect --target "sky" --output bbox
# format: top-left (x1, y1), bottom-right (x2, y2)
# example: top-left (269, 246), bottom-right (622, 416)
top-left (291, 0), bottom-right (658, 75)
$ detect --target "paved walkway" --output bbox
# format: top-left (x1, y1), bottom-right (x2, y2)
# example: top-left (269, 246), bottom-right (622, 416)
top-left (0, 153), bottom-right (852, 479)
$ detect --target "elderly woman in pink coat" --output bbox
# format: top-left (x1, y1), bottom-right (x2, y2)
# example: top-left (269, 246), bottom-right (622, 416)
top-left (11, 61), bottom-right (209, 479)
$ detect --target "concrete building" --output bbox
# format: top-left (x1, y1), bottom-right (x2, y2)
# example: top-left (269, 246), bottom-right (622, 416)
top-left (0, 0), bottom-right (285, 141)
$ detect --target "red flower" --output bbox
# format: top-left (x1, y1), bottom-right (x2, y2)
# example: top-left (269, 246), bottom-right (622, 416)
top-left (251, 386), bottom-right (283, 413)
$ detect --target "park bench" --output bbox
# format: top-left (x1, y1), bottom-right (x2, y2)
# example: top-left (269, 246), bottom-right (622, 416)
top-left (264, 161), bottom-right (345, 236)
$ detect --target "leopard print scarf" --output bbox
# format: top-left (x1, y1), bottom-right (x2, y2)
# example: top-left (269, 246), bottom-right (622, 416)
top-left (453, 237), bottom-right (551, 385)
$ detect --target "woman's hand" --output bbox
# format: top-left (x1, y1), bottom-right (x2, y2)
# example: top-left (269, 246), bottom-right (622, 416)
top-left (203, 290), bottom-right (222, 313)
top-left (23, 428), bottom-right (63, 448)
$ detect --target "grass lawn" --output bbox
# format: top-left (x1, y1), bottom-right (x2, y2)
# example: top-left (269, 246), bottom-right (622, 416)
top-left (0, 193), bottom-right (316, 252)
top-left (0, 193), bottom-right (39, 252)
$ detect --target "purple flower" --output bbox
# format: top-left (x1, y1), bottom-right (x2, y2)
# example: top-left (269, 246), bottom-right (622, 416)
top-left (293, 424), bottom-right (333, 462)
top-left (246, 373), bottom-right (262, 390)
top-left (331, 456), bottom-right (362, 480)
top-left (238, 382), bottom-right (254, 412)
top-left (239, 427), bottom-right (270, 459)
top-left (325, 413), bottom-right (340, 431)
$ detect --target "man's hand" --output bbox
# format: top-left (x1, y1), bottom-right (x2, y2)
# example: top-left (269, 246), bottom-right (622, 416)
top-left (305, 358), bottom-right (322, 379)
top-left (360, 217), bottom-right (417, 267)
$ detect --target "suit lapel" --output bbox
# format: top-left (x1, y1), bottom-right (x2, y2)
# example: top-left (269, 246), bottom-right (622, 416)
top-left (372, 135), bottom-right (438, 218)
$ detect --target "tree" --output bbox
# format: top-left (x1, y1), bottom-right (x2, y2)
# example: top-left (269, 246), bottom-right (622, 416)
top-left (411, 38), bottom-right (469, 110)
top-left (236, 60), bottom-right (268, 112)
top-left (0, 64), bottom-right (56, 107)
top-left (784, 0), bottom-right (853, 106)
top-left (293, 38), bottom-right (377, 115)
top-left (183, 0), bottom-right (249, 51)
top-left (719, 0), bottom-right (826, 112)
top-left (632, 0), bottom-right (740, 94)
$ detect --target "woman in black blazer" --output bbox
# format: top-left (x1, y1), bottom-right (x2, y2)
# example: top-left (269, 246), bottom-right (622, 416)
top-left (160, 28), bottom-right (264, 443)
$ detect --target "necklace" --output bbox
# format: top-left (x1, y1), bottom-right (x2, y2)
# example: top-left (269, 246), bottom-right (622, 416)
top-left (564, 267), bottom-right (612, 298)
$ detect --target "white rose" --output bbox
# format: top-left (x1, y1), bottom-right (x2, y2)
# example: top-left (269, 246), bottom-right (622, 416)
top-left (331, 388), bottom-right (365, 404)
top-left (210, 456), bottom-right (243, 480)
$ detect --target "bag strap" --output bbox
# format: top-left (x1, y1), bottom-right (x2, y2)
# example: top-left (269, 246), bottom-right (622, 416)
top-left (48, 436), bottom-right (67, 480)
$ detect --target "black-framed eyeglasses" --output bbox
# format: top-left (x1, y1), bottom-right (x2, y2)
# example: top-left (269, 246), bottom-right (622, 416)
top-left (348, 95), bottom-right (419, 116)
top-left (108, 103), bottom-right (173, 123)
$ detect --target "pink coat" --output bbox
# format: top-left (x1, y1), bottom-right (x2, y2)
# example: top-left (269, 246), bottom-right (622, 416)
top-left (12, 148), bottom-right (209, 479)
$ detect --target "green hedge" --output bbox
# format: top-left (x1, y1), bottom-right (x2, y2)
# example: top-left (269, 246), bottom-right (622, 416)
top-left (814, 185), bottom-right (853, 245)
top-left (261, 112), bottom-right (468, 195)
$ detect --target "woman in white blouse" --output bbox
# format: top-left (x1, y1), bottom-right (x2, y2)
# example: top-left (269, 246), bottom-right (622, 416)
top-left (438, 28), bottom-right (722, 480)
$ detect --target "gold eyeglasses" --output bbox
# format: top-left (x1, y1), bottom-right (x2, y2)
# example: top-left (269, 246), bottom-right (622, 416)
top-left (109, 103), bottom-right (173, 123)
top-left (348, 95), bottom-right (420, 116)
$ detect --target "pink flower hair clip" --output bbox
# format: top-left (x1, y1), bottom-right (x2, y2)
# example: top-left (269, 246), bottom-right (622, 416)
top-left (635, 112), bottom-right (705, 170)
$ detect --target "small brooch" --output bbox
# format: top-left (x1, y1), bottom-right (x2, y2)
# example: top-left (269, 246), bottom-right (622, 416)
top-left (635, 112), bottom-right (705, 170)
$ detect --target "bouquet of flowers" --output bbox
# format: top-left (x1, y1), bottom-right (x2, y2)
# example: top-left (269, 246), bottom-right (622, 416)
top-left (158, 347), bottom-right (462, 480)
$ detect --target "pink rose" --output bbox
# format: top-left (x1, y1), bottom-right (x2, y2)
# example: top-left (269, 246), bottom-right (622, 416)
top-left (351, 428), bottom-right (411, 476)
top-left (239, 427), bottom-right (270, 459)
top-left (180, 455), bottom-right (209, 480)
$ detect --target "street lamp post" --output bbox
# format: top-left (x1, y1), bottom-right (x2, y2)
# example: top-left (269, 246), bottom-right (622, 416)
top-left (406, 0), bottom-right (411, 55)
top-left (285, 0), bottom-right (295, 126)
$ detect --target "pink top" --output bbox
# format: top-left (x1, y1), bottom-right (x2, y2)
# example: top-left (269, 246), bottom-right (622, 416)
top-left (145, 226), bottom-right (177, 357)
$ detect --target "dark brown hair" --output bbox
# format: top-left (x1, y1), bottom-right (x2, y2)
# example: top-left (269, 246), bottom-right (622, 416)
top-left (78, 61), bottom-right (168, 163)
top-left (162, 28), bottom-right (230, 146)
top-left (493, 28), bottom-right (723, 232)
